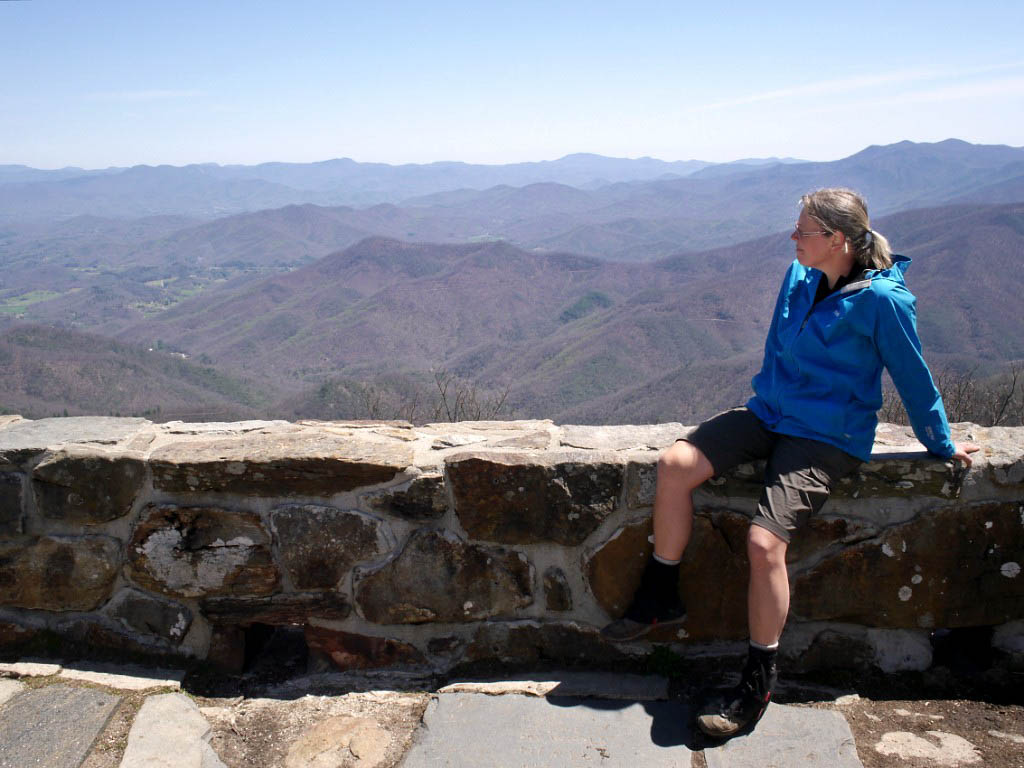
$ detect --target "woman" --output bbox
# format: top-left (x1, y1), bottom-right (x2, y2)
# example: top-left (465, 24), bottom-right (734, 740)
top-left (602, 187), bottom-right (979, 738)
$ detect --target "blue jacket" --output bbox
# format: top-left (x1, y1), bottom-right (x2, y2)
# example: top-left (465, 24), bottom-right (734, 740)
top-left (746, 255), bottom-right (955, 462)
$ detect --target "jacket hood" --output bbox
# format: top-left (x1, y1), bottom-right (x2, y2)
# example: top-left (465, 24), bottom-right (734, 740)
top-left (868, 253), bottom-right (911, 284)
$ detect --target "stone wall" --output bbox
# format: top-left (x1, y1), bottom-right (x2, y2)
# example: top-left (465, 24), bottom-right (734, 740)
top-left (1, 415), bottom-right (1021, 676)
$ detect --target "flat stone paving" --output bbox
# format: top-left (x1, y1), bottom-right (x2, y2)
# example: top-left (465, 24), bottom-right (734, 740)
top-left (704, 704), bottom-right (863, 768)
top-left (0, 683), bottom-right (121, 768)
top-left (401, 692), bottom-right (694, 767)
top-left (120, 693), bottom-right (226, 768)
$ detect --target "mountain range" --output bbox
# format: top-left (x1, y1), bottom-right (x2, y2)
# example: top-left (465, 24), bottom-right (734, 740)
top-left (1, 139), bottom-right (1022, 423)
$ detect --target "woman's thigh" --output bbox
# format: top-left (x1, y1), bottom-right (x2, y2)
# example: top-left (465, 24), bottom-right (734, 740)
top-left (754, 436), bottom-right (862, 543)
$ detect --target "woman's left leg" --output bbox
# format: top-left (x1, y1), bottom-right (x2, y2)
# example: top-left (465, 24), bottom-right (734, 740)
top-left (747, 524), bottom-right (789, 647)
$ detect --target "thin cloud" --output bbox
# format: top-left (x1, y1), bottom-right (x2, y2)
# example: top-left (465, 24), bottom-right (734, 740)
top-left (690, 61), bottom-right (1024, 113)
top-left (83, 89), bottom-right (202, 102)
top-left (691, 70), bottom-right (935, 112)
top-left (862, 76), bottom-right (1024, 107)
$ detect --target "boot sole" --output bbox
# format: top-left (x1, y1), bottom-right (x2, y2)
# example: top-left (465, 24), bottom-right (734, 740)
top-left (600, 613), bottom-right (687, 642)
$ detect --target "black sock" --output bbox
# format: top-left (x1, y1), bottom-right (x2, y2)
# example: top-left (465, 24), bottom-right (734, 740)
top-left (626, 556), bottom-right (683, 621)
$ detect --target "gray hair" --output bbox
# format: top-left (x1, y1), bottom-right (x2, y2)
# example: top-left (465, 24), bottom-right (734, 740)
top-left (799, 187), bottom-right (893, 270)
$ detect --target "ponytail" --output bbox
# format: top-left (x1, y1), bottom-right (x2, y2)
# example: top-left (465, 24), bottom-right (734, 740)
top-left (800, 188), bottom-right (893, 270)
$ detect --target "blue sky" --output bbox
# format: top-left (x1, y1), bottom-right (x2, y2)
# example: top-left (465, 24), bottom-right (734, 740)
top-left (2, 0), bottom-right (1022, 168)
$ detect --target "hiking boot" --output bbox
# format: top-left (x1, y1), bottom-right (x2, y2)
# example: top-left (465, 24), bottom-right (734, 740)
top-left (697, 646), bottom-right (778, 738)
top-left (601, 556), bottom-right (687, 642)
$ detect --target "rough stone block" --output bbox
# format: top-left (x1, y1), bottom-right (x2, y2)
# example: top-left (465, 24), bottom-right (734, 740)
top-left (304, 625), bottom-right (427, 670)
top-left (127, 504), bottom-right (280, 599)
top-left (32, 447), bottom-right (146, 523)
top-left (207, 625), bottom-right (246, 672)
top-left (201, 592), bottom-right (351, 625)
top-left (361, 473), bottom-right (448, 520)
top-left (447, 451), bottom-right (623, 545)
top-left (624, 458), bottom-right (658, 508)
top-left (784, 627), bottom-right (875, 673)
top-left (270, 504), bottom-right (390, 589)
top-left (586, 510), bottom-right (750, 641)
top-left (53, 614), bottom-right (189, 658)
top-left (866, 628), bottom-right (933, 672)
top-left (464, 621), bottom-right (628, 667)
top-left (0, 535), bottom-right (121, 611)
top-left (149, 431), bottom-right (412, 496)
top-left (355, 529), bottom-right (532, 623)
top-left (785, 514), bottom-right (880, 567)
top-left (0, 619), bottom-right (39, 651)
top-left (792, 501), bottom-right (1024, 628)
top-left (104, 587), bottom-right (193, 645)
top-left (836, 452), bottom-right (959, 498)
top-left (543, 566), bottom-right (573, 612)
top-left (0, 472), bottom-right (23, 537)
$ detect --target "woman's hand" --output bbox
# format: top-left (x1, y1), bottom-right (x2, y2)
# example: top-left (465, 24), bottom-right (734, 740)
top-left (951, 441), bottom-right (981, 468)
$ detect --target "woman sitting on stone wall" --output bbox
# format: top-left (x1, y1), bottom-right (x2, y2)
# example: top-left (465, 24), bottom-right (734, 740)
top-left (602, 187), bottom-right (980, 738)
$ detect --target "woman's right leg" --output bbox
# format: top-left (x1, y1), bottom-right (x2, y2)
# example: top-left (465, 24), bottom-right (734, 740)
top-left (601, 440), bottom-right (715, 641)
top-left (653, 440), bottom-right (716, 561)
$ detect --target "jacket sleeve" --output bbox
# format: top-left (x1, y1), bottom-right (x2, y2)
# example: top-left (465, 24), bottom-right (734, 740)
top-left (873, 286), bottom-right (955, 458)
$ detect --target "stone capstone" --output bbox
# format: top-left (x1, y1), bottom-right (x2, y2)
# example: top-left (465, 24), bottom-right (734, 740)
top-left (792, 501), bottom-right (1024, 628)
top-left (0, 472), bottom-right (23, 536)
top-left (354, 529), bottom-right (532, 623)
top-left (447, 451), bottom-right (623, 545)
top-left (31, 448), bottom-right (146, 523)
top-left (559, 424), bottom-right (686, 451)
top-left (149, 431), bottom-right (412, 496)
top-left (201, 593), bottom-right (351, 625)
top-left (0, 535), bottom-right (120, 611)
top-left (271, 504), bottom-right (390, 590)
top-left (304, 625), bottom-right (427, 671)
top-left (0, 416), bottom-right (150, 467)
top-left (542, 566), bottom-right (573, 612)
top-left (361, 474), bottom-right (448, 520)
top-left (127, 504), bottom-right (280, 598)
top-left (103, 588), bottom-right (193, 645)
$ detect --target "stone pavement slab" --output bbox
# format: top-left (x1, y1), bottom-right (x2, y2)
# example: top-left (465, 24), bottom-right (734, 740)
top-left (0, 683), bottom-right (121, 768)
top-left (401, 692), bottom-right (693, 767)
top-left (59, 663), bottom-right (184, 690)
top-left (704, 703), bottom-right (862, 768)
top-left (120, 692), bottom-right (226, 768)
top-left (0, 678), bottom-right (25, 708)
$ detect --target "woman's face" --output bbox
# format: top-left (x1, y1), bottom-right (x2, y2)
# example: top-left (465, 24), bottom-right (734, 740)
top-left (792, 209), bottom-right (835, 270)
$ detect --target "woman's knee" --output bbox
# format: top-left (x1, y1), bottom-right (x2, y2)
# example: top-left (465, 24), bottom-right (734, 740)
top-left (747, 524), bottom-right (788, 569)
top-left (658, 441), bottom-right (714, 486)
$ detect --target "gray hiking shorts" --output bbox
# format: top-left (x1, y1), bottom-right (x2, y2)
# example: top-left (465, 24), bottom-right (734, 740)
top-left (681, 407), bottom-right (862, 543)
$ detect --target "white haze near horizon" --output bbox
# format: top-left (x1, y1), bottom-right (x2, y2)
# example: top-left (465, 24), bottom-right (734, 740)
top-left (2, 0), bottom-right (1023, 169)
